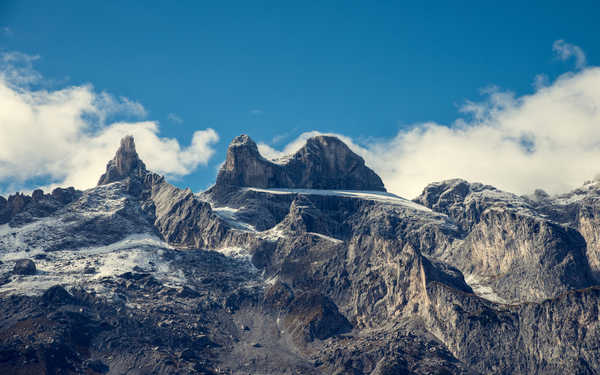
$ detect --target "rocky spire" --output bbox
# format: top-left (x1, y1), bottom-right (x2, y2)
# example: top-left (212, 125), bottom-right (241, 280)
top-left (215, 134), bottom-right (386, 191)
top-left (98, 135), bottom-right (148, 185)
top-left (215, 135), bottom-right (287, 189)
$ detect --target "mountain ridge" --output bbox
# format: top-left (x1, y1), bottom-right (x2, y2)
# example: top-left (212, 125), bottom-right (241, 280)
top-left (2, 134), bottom-right (600, 374)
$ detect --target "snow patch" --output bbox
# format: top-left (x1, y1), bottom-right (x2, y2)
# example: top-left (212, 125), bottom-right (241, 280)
top-left (258, 225), bottom-right (287, 242)
top-left (217, 246), bottom-right (252, 261)
top-left (0, 234), bottom-right (185, 297)
top-left (212, 206), bottom-right (256, 232)
top-left (245, 187), bottom-right (432, 212)
top-left (307, 232), bottom-right (343, 244)
top-left (264, 275), bottom-right (279, 286)
top-left (464, 274), bottom-right (508, 304)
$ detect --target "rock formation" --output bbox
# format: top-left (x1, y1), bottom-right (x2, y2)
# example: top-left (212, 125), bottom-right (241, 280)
top-left (97, 135), bottom-right (148, 185)
top-left (214, 134), bottom-right (386, 192)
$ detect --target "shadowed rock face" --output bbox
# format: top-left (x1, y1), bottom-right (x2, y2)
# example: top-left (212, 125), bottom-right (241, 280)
top-left (215, 134), bottom-right (386, 191)
top-left (97, 135), bottom-right (148, 185)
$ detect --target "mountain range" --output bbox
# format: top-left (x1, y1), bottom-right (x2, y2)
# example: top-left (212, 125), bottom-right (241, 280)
top-left (2, 134), bottom-right (600, 374)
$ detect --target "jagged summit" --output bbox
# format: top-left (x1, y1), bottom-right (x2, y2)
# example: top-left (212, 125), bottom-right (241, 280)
top-left (97, 135), bottom-right (148, 185)
top-left (215, 134), bottom-right (386, 191)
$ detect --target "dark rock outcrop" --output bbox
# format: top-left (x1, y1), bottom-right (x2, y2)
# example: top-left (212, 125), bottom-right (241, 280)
top-left (51, 187), bottom-right (80, 205)
top-left (12, 259), bottom-right (36, 275)
top-left (0, 187), bottom-right (81, 226)
top-left (41, 285), bottom-right (76, 305)
top-left (214, 134), bottom-right (385, 192)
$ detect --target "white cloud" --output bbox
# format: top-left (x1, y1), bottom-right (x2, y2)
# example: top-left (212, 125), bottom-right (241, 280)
top-left (261, 67), bottom-right (600, 199)
top-left (94, 92), bottom-right (147, 119)
top-left (0, 51), bottom-right (219, 193)
top-left (250, 109), bottom-right (263, 116)
top-left (167, 113), bottom-right (183, 124)
top-left (553, 39), bottom-right (587, 69)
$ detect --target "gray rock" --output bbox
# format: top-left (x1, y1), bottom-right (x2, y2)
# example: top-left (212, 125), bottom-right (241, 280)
top-left (213, 134), bottom-right (385, 192)
top-left (97, 135), bottom-right (148, 185)
top-left (12, 259), bottom-right (36, 275)
top-left (41, 285), bottom-right (76, 305)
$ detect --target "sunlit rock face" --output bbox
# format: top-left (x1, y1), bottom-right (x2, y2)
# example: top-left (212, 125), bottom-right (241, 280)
top-left (3, 134), bottom-right (600, 374)
top-left (215, 134), bottom-right (386, 191)
top-left (97, 135), bottom-right (148, 186)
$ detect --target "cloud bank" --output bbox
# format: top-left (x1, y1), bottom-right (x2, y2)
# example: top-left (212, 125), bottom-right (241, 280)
top-left (260, 43), bottom-right (600, 198)
top-left (0, 52), bottom-right (219, 193)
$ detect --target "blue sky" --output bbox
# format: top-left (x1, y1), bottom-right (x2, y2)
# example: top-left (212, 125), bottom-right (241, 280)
top-left (1, 1), bottom-right (600, 196)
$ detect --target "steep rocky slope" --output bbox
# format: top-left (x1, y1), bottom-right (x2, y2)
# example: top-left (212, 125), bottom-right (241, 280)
top-left (415, 179), bottom-right (593, 303)
top-left (1, 135), bottom-right (600, 374)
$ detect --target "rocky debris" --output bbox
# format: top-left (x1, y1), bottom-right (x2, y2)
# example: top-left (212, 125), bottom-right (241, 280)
top-left (97, 135), bottom-right (148, 185)
top-left (12, 259), bottom-right (36, 275)
top-left (213, 134), bottom-right (385, 193)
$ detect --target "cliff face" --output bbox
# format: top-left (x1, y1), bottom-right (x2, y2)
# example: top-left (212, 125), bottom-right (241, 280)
top-left (3, 135), bottom-right (600, 374)
top-left (415, 179), bottom-right (594, 302)
top-left (214, 134), bottom-right (386, 192)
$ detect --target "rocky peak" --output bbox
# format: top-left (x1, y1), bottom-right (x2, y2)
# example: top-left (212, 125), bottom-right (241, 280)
top-left (98, 136), bottom-right (148, 185)
top-left (215, 134), bottom-right (386, 192)
top-left (287, 135), bottom-right (385, 191)
top-left (216, 134), bottom-right (282, 189)
top-left (415, 178), bottom-right (472, 212)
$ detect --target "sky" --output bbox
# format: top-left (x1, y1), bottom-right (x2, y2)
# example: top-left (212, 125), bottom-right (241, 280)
top-left (1, 1), bottom-right (599, 198)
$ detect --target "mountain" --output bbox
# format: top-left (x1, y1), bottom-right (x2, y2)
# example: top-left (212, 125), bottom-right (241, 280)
top-left (2, 134), bottom-right (600, 374)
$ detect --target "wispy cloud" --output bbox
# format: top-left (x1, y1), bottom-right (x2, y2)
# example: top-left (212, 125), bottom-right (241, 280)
top-left (94, 92), bottom-right (147, 121)
top-left (1, 27), bottom-right (12, 37)
top-left (0, 51), bottom-right (42, 86)
top-left (553, 39), bottom-right (587, 69)
top-left (250, 109), bottom-right (263, 116)
top-left (167, 113), bottom-right (183, 124)
top-left (0, 51), bottom-right (219, 193)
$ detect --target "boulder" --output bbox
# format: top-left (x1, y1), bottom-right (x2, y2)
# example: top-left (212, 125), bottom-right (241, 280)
top-left (42, 285), bottom-right (76, 305)
top-left (12, 259), bottom-right (36, 275)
